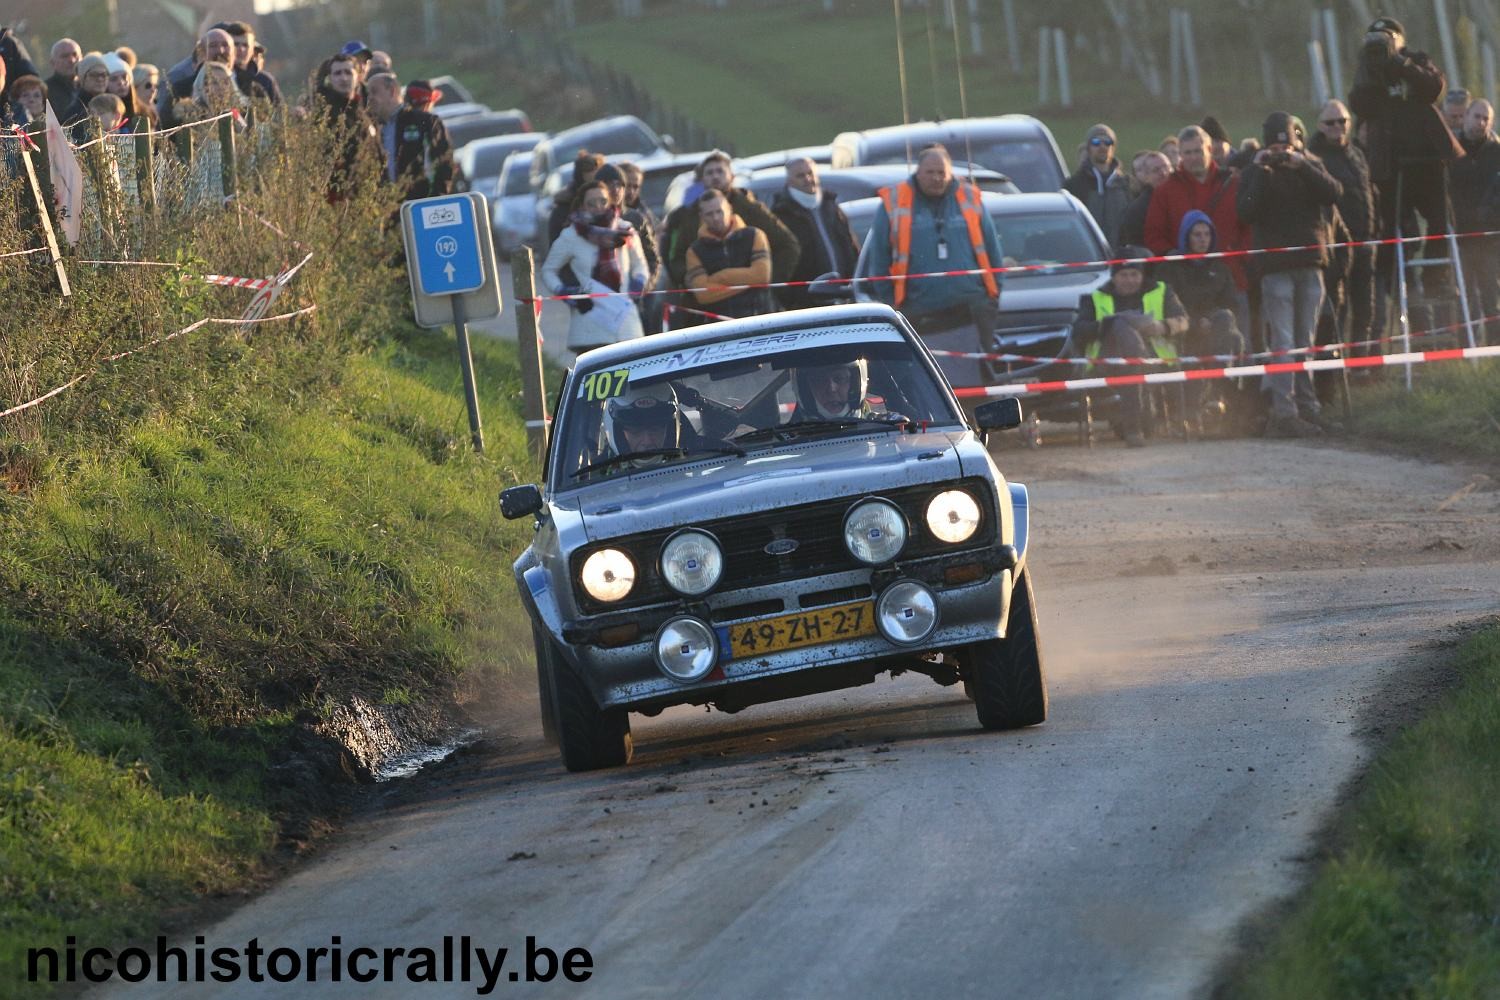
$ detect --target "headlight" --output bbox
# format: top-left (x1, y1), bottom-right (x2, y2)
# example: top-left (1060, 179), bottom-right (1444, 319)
top-left (579, 548), bottom-right (635, 603)
top-left (659, 529), bottom-right (723, 596)
top-left (925, 490), bottom-right (981, 544)
top-left (655, 616), bottom-right (718, 681)
top-left (844, 499), bottom-right (907, 564)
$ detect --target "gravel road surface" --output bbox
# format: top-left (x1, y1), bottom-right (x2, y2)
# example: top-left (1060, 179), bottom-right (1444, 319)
top-left (92, 437), bottom-right (1500, 999)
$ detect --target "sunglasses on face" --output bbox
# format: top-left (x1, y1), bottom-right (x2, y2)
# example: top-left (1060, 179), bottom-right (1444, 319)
top-left (1089, 137), bottom-right (1114, 146)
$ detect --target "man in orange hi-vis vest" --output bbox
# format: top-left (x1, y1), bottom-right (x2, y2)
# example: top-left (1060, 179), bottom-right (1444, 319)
top-left (866, 143), bottom-right (1004, 355)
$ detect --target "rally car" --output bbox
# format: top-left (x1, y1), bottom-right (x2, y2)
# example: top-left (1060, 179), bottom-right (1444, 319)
top-left (501, 303), bottom-right (1046, 771)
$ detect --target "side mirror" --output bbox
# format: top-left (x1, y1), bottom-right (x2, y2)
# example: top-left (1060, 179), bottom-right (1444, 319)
top-left (974, 397), bottom-right (1023, 431)
top-left (806, 271), bottom-right (849, 299)
top-left (661, 133), bottom-right (677, 152)
top-left (500, 484), bottom-right (544, 520)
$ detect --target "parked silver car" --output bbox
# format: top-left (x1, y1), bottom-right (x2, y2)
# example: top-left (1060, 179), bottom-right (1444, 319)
top-left (830, 116), bottom-right (1067, 193)
top-left (501, 304), bottom-right (1047, 771)
top-left (491, 151), bottom-right (539, 253)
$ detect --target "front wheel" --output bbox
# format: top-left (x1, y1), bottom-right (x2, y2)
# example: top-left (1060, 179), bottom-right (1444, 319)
top-left (544, 638), bottom-right (633, 772)
top-left (530, 622), bottom-right (559, 746)
top-left (964, 568), bottom-right (1048, 730)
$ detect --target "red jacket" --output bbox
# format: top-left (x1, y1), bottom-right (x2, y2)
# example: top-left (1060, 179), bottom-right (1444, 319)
top-left (1144, 163), bottom-right (1253, 290)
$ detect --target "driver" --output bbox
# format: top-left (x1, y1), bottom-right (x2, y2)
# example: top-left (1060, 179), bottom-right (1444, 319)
top-left (790, 358), bottom-right (870, 421)
top-left (602, 383), bottom-right (684, 457)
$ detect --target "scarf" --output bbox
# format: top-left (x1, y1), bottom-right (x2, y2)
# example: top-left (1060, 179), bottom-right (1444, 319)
top-left (572, 209), bottom-right (631, 291)
top-left (787, 186), bottom-right (820, 209)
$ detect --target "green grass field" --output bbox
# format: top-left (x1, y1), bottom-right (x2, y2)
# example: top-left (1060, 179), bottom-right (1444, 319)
top-left (0, 329), bottom-right (539, 995)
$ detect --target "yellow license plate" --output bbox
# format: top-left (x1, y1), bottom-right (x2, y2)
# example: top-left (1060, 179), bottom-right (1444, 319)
top-left (725, 601), bottom-right (877, 659)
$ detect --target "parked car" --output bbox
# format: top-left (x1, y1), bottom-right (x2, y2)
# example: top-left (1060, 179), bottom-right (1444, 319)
top-left (428, 75), bottom-right (475, 107)
top-left (445, 109), bottom-right (533, 149)
top-left (501, 302), bottom-right (1046, 771)
top-left (458, 132), bottom-right (545, 201)
top-left (843, 191), bottom-right (1110, 424)
top-left (739, 163), bottom-right (1019, 207)
top-left (830, 116), bottom-right (1067, 193)
top-left (432, 101), bottom-right (489, 121)
top-left (492, 151), bottom-right (540, 253)
top-left (733, 145), bottom-right (833, 172)
top-left (529, 115), bottom-right (669, 195)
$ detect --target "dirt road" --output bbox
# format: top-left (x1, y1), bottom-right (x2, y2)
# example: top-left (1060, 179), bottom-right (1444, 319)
top-left (93, 437), bottom-right (1500, 999)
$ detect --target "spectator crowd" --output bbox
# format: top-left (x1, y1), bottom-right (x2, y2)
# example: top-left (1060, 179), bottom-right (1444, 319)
top-left (3, 14), bottom-right (1495, 443)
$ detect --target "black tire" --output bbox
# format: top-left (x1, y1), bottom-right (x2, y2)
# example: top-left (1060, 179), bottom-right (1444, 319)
top-left (546, 638), bottom-right (633, 772)
top-left (530, 622), bottom-right (559, 746)
top-left (967, 568), bottom-right (1048, 730)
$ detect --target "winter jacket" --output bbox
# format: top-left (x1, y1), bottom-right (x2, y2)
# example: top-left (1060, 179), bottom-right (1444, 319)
top-left (1308, 132), bottom-right (1377, 240)
top-left (667, 186), bottom-right (800, 287)
top-left (234, 64), bottom-right (281, 105)
top-left (1452, 132), bottom-right (1500, 230)
top-left (1348, 45), bottom-right (1463, 183)
top-left (379, 105), bottom-right (456, 202)
top-left (1145, 162), bottom-right (1253, 289)
top-left (44, 71), bottom-right (77, 113)
top-left (1235, 152), bottom-right (1343, 276)
top-left (865, 176), bottom-right (1004, 315)
top-left (1072, 275), bottom-right (1189, 349)
top-left (1162, 210), bottom-right (1237, 327)
top-left (1063, 159), bottom-right (1132, 250)
top-left (1118, 187), bottom-right (1154, 249)
top-left (622, 203), bottom-right (660, 283)
top-left (771, 187), bottom-right (860, 309)
top-left (685, 214), bottom-right (773, 318)
top-left (540, 221), bottom-right (649, 350)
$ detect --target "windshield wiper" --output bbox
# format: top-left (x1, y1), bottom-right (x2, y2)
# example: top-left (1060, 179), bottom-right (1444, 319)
top-left (731, 416), bottom-right (908, 444)
top-left (570, 444), bottom-right (745, 479)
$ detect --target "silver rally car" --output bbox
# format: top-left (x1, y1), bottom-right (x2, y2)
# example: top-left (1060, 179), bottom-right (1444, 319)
top-left (501, 303), bottom-right (1046, 771)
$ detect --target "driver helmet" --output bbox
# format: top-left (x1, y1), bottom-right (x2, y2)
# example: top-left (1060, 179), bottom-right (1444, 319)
top-left (602, 382), bottom-right (682, 455)
top-left (794, 358), bottom-right (869, 420)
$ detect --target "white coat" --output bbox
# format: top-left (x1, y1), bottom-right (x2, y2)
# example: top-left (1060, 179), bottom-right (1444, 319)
top-left (540, 221), bottom-right (649, 351)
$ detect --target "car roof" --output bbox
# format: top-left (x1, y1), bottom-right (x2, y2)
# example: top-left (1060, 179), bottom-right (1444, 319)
top-left (842, 190), bottom-right (1082, 214)
top-left (545, 114), bottom-right (658, 145)
top-left (734, 145), bottom-right (833, 171)
top-left (839, 115), bottom-right (1052, 142)
top-left (573, 304), bottom-right (910, 369)
top-left (433, 101), bottom-right (490, 120)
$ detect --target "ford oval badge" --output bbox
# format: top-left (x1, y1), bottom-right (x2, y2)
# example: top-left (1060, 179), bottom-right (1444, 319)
top-left (764, 538), bottom-right (799, 556)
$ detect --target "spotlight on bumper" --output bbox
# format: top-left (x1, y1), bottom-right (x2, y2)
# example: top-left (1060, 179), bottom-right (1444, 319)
top-left (876, 580), bottom-right (938, 645)
top-left (655, 616), bottom-right (718, 682)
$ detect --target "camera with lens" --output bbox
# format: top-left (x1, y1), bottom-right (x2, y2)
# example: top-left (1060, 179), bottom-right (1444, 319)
top-left (1263, 150), bottom-right (1291, 167)
top-left (1362, 29), bottom-right (1400, 74)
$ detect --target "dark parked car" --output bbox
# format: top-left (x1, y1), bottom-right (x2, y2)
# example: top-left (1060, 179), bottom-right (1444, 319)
top-left (740, 163), bottom-right (1020, 207)
top-left (444, 109), bottom-right (533, 149)
top-left (529, 115), bottom-right (669, 195)
top-left (830, 116), bottom-right (1067, 193)
top-left (502, 303), bottom-right (1047, 771)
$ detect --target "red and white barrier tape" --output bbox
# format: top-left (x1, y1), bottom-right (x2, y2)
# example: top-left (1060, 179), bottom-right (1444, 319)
top-left (951, 345), bottom-right (1500, 399)
top-left (0, 304), bottom-right (317, 420)
top-left (0, 247), bottom-right (48, 260)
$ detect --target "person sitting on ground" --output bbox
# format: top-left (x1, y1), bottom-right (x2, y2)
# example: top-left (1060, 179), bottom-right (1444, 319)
top-left (1071, 248), bottom-right (1189, 447)
top-left (685, 188), bottom-right (775, 319)
top-left (1164, 211), bottom-right (1245, 434)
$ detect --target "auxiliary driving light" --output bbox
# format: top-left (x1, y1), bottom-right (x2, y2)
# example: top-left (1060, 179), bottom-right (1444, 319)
top-left (925, 489), bottom-right (981, 544)
top-left (843, 499), bottom-right (907, 564)
top-left (659, 529), bottom-right (724, 596)
top-left (876, 581), bottom-right (938, 645)
top-left (655, 616), bottom-right (718, 682)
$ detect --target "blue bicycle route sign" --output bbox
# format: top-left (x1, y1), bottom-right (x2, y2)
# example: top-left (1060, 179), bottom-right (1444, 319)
top-left (408, 195), bottom-right (485, 296)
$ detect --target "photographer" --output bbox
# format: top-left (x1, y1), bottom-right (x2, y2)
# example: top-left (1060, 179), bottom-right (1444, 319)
top-left (1236, 113), bottom-right (1343, 438)
top-left (1348, 16), bottom-right (1463, 292)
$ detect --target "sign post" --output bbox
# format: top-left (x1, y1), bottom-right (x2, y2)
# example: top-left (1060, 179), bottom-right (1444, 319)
top-left (400, 192), bottom-right (502, 453)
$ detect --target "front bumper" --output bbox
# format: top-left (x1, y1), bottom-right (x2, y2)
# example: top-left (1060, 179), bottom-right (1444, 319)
top-left (555, 544), bottom-right (1018, 712)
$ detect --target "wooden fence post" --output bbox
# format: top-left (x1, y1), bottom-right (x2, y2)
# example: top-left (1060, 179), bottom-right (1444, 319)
top-left (19, 148), bottom-right (71, 296)
top-left (510, 247), bottom-right (550, 464)
top-left (133, 117), bottom-right (156, 211)
top-left (218, 114), bottom-right (238, 200)
top-left (174, 124), bottom-right (194, 164)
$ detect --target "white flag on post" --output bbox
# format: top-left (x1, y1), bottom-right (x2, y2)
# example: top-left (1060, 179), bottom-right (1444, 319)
top-left (43, 101), bottom-right (84, 246)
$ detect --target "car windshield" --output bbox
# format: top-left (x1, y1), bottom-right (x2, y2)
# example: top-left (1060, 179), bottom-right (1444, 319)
top-left (554, 123), bottom-right (659, 167)
top-left (639, 168), bottom-right (679, 217)
top-left (500, 158), bottom-right (533, 196)
top-left (554, 323), bottom-right (962, 487)
top-left (991, 211), bottom-right (1108, 286)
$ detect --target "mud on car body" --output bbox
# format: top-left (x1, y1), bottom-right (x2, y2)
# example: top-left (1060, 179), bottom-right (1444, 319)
top-left (501, 304), bottom-right (1048, 771)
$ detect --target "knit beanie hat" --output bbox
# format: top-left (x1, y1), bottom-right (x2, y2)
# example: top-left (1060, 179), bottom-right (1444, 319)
top-left (1086, 123), bottom-right (1117, 147)
top-left (76, 53), bottom-right (108, 82)
top-left (1262, 111), bottom-right (1306, 150)
top-left (593, 162), bottom-right (625, 185)
top-left (1368, 16), bottom-right (1405, 36)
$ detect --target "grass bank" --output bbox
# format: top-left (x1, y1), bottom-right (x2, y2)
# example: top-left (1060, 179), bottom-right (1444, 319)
top-left (1, 112), bottom-right (540, 993)
top-left (1221, 623), bottom-right (1500, 998)
top-left (1350, 360), bottom-right (1500, 465)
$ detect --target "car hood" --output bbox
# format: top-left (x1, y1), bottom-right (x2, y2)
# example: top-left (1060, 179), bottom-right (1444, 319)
top-left (561, 429), bottom-right (975, 541)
